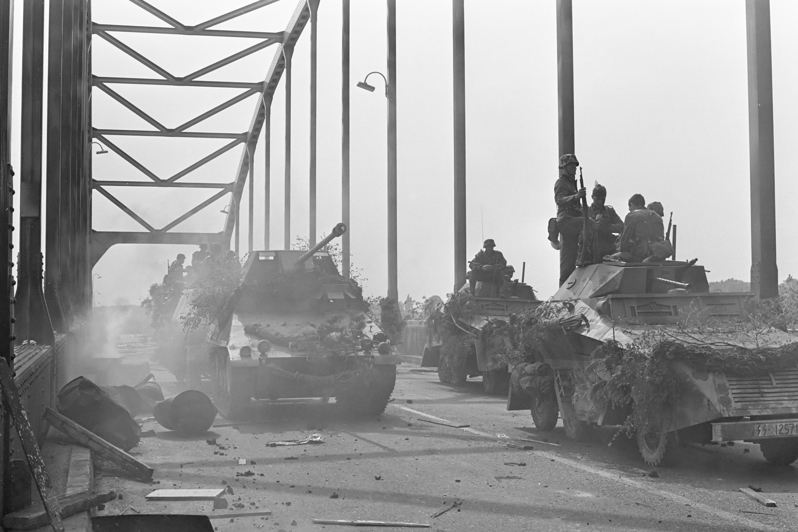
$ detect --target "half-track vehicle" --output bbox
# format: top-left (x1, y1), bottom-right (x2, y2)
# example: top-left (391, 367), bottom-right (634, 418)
top-left (508, 260), bottom-right (798, 466)
top-left (170, 224), bottom-right (401, 418)
top-left (423, 280), bottom-right (539, 395)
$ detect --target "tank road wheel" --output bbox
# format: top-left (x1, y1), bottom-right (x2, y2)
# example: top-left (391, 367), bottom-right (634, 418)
top-left (636, 428), bottom-right (678, 467)
top-left (759, 439), bottom-right (798, 466)
top-left (437, 359), bottom-right (452, 384)
top-left (483, 368), bottom-right (510, 395)
top-left (212, 352), bottom-right (251, 420)
top-left (337, 365), bottom-right (397, 416)
top-left (531, 389), bottom-right (559, 431)
top-left (562, 411), bottom-right (589, 441)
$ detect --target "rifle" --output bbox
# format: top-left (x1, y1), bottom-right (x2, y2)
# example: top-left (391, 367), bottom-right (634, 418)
top-left (665, 211), bottom-right (673, 242)
top-left (578, 168), bottom-right (590, 265)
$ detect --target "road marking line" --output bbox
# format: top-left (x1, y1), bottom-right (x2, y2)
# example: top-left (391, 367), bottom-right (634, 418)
top-left (390, 405), bottom-right (776, 532)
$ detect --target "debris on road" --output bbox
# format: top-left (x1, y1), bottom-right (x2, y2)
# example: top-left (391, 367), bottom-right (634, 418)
top-left (44, 407), bottom-right (154, 482)
top-left (57, 377), bottom-right (141, 451)
top-left (238, 458), bottom-right (247, 465)
top-left (267, 434), bottom-right (324, 446)
top-left (431, 499), bottom-right (462, 518)
top-left (145, 488), bottom-right (225, 501)
top-left (739, 487), bottom-right (777, 508)
top-left (417, 418), bottom-right (469, 429)
top-left (503, 462), bottom-right (526, 467)
top-left (518, 437), bottom-right (559, 447)
top-left (153, 390), bottom-right (217, 436)
top-left (2, 490), bottom-right (117, 530)
top-left (312, 518), bottom-right (431, 528)
top-left (213, 498), bottom-right (228, 509)
top-left (648, 470), bottom-right (660, 478)
top-left (506, 442), bottom-right (534, 450)
top-left (208, 511), bottom-right (273, 520)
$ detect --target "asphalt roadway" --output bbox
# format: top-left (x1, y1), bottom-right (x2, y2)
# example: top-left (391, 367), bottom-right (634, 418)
top-left (93, 359), bottom-right (798, 532)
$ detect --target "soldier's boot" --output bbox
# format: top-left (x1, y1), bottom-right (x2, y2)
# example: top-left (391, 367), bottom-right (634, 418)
top-left (547, 218), bottom-right (560, 250)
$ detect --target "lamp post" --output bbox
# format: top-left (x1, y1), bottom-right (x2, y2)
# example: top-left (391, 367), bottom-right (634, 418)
top-left (357, 65), bottom-right (397, 301)
top-left (90, 140), bottom-right (108, 155)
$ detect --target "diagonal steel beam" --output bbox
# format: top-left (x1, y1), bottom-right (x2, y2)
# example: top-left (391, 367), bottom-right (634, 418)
top-left (196, 0), bottom-right (283, 31)
top-left (166, 139), bottom-right (242, 182)
top-left (94, 185), bottom-right (157, 232)
top-left (175, 88), bottom-right (257, 132)
top-left (160, 188), bottom-right (231, 232)
top-left (94, 76), bottom-right (264, 89)
top-left (96, 134), bottom-right (161, 182)
top-left (95, 82), bottom-right (167, 131)
top-left (96, 30), bottom-right (176, 81)
top-left (182, 39), bottom-right (277, 82)
top-left (128, 0), bottom-right (186, 30)
top-left (223, 0), bottom-right (312, 242)
top-left (93, 24), bottom-right (284, 40)
top-left (91, 230), bottom-right (223, 267)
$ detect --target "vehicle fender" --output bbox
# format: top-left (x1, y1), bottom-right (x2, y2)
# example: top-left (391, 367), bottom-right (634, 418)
top-left (668, 361), bottom-right (724, 432)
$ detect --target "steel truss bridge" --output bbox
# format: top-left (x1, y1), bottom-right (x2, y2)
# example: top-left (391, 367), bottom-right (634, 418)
top-left (0, 0), bottom-right (781, 516)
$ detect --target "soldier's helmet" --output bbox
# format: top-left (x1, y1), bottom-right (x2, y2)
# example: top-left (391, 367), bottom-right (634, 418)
top-left (505, 265), bottom-right (515, 274)
top-left (483, 239), bottom-right (496, 247)
top-left (176, 253), bottom-right (186, 261)
top-left (559, 154), bottom-right (579, 168)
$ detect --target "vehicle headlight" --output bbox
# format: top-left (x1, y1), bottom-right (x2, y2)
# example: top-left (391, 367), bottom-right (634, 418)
top-left (377, 342), bottom-right (391, 355)
top-left (239, 346), bottom-right (252, 358)
top-left (257, 340), bottom-right (271, 355)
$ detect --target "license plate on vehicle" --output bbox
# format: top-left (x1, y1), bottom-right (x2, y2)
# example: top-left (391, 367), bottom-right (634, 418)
top-left (755, 422), bottom-right (798, 438)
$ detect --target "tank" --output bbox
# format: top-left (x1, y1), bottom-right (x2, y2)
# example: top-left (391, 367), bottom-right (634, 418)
top-left (507, 260), bottom-right (798, 466)
top-left (177, 224), bottom-right (401, 419)
top-left (422, 278), bottom-right (540, 395)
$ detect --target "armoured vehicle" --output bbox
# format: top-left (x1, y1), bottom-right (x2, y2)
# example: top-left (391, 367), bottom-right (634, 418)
top-left (508, 260), bottom-right (798, 466)
top-left (172, 224), bottom-right (401, 418)
top-left (423, 279), bottom-right (539, 395)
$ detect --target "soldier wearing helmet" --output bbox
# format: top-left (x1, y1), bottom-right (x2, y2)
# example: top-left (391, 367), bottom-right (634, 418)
top-left (577, 183), bottom-right (624, 263)
top-left (549, 153), bottom-right (586, 286)
top-left (468, 239), bottom-right (507, 296)
top-left (166, 253), bottom-right (187, 286)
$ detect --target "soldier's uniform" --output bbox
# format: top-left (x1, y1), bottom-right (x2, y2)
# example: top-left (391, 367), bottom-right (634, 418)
top-left (618, 207), bottom-right (670, 262)
top-left (468, 239), bottom-right (506, 296)
top-left (579, 203), bottom-right (624, 262)
top-left (553, 154), bottom-right (584, 285)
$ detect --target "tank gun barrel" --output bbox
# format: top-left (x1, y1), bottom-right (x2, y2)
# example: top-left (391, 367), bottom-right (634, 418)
top-left (295, 223), bottom-right (347, 267)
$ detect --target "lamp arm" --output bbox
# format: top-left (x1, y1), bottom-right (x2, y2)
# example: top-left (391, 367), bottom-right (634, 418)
top-left (364, 71), bottom-right (389, 96)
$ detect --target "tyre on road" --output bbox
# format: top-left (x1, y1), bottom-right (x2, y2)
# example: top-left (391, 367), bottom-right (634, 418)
top-left (759, 439), bottom-right (798, 466)
top-left (337, 365), bottom-right (397, 416)
top-left (530, 389), bottom-right (559, 431)
top-left (636, 428), bottom-right (678, 467)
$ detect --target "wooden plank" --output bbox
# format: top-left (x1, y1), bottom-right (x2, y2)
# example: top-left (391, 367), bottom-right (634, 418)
top-left (0, 359), bottom-right (64, 531)
top-left (207, 510), bottom-right (273, 520)
top-left (2, 490), bottom-right (116, 530)
top-left (738, 487), bottom-right (777, 508)
top-left (312, 519), bottom-right (431, 528)
top-left (145, 489), bottom-right (225, 501)
top-left (43, 407), bottom-right (154, 482)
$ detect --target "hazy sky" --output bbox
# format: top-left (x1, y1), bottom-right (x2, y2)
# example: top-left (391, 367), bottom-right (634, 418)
top-left (9, 0), bottom-right (798, 306)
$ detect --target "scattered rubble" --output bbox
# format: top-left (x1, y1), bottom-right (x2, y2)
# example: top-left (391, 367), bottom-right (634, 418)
top-left (267, 434), bottom-right (324, 446)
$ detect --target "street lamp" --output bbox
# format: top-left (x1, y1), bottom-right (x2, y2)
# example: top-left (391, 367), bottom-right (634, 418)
top-left (357, 71), bottom-right (388, 97)
top-left (90, 141), bottom-right (108, 155)
top-left (356, 67), bottom-right (397, 302)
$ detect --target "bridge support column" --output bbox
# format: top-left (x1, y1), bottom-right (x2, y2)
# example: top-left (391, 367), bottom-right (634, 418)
top-left (453, 0), bottom-right (466, 292)
top-left (284, 47), bottom-right (293, 250)
top-left (746, 0), bottom-right (778, 299)
top-left (16, 0), bottom-right (54, 345)
top-left (342, 0), bottom-right (351, 278)
top-left (557, 0), bottom-right (575, 156)
top-left (387, 0), bottom-right (398, 302)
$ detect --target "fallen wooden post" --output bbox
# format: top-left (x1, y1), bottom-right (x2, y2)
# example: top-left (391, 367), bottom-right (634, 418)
top-left (430, 499), bottom-right (462, 518)
top-left (2, 490), bottom-right (116, 530)
top-left (208, 511), bottom-right (273, 520)
top-left (0, 359), bottom-right (64, 532)
top-left (312, 519), bottom-right (431, 528)
top-left (145, 489), bottom-right (225, 501)
top-left (739, 487), bottom-right (777, 508)
top-left (44, 407), bottom-right (154, 482)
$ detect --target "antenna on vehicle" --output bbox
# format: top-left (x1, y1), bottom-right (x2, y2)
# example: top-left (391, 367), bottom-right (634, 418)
top-left (521, 262), bottom-right (526, 283)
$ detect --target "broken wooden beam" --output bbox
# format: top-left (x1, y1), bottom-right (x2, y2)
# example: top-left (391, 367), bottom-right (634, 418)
top-left (145, 489), bottom-right (225, 501)
top-left (312, 519), bottom-right (431, 528)
top-left (0, 358), bottom-right (64, 531)
top-left (208, 510), bottom-right (273, 520)
top-left (43, 407), bottom-right (154, 482)
top-left (738, 487), bottom-right (777, 508)
top-left (2, 490), bottom-right (116, 530)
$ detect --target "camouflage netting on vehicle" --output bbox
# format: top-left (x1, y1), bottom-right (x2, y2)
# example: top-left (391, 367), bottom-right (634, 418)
top-left (592, 334), bottom-right (798, 437)
top-left (245, 313), bottom-right (368, 355)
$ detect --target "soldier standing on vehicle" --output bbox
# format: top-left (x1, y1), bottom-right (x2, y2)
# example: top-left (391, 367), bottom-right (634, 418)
top-left (468, 239), bottom-right (507, 296)
top-left (192, 243), bottom-right (209, 269)
top-left (550, 154), bottom-right (585, 285)
top-left (614, 194), bottom-right (673, 262)
top-left (578, 184), bottom-right (624, 262)
top-left (647, 201), bottom-right (664, 217)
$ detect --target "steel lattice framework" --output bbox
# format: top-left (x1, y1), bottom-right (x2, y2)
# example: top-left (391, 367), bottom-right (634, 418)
top-left (90, 0), bottom-right (314, 265)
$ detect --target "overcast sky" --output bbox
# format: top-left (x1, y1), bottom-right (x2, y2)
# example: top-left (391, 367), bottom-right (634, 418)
top-left (10, 0), bottom-right (798, 306)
